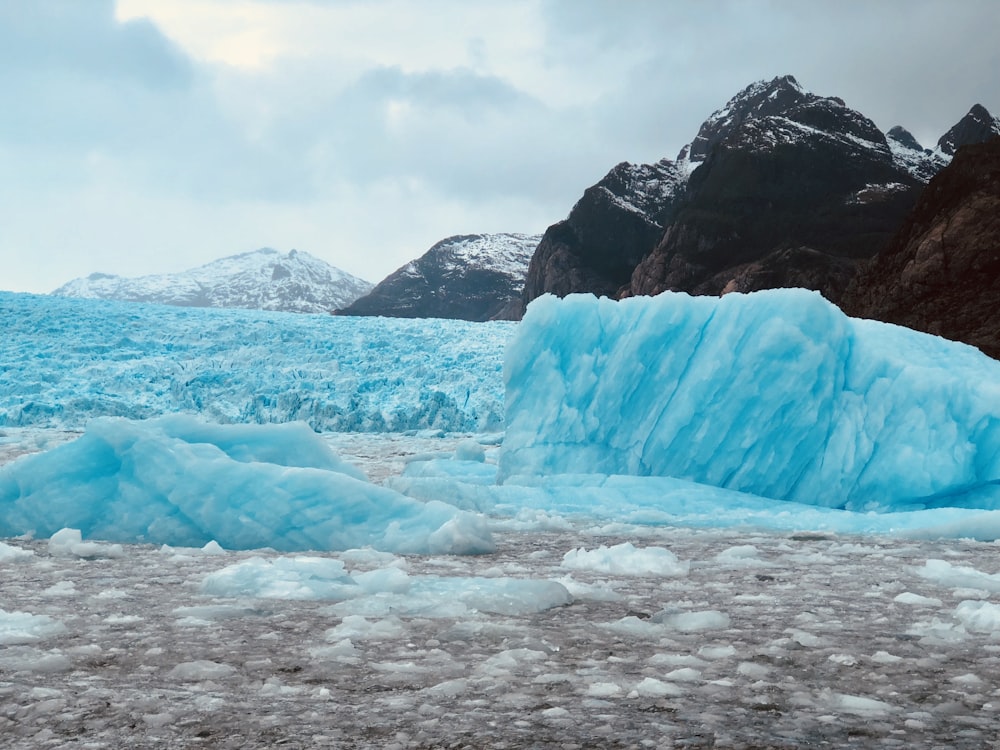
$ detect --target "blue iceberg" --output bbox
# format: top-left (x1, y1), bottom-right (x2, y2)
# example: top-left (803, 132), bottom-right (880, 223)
top-left (501, 290), bottom-right (1000, 512)
top-left (0, 416), bottom-right (494, 554)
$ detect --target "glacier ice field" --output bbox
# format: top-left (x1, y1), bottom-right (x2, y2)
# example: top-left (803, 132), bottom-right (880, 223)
top-left (5, 288), bottom-right (1000, 548)
top-left (5, 290), bottom-right (1000, 747)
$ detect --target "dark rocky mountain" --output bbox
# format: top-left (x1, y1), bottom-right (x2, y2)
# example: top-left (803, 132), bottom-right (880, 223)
top-left (335, 233), bottom-right (540, 321)
top-left (520, 159), bottom-right (689, 303)
top-left (841, 137), bottom-right (1000, 358)
top-left (520, 75), bottom-right (998, 315)
top-left (52, 249), bottom-right (373, 314)
top-left (936, 104), bottom-right (1000, 156)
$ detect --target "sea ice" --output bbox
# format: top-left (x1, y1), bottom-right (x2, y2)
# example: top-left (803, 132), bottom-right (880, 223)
top-left (0, 415), bottom-right (493, 554)
top-left (502, 290), bottom-right (1000, 512)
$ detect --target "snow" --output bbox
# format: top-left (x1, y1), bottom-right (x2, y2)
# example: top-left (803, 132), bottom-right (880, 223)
top-left (5, 291), bottom-right (1000, 745)
top-left (51, 248), bottom-right (373, 314)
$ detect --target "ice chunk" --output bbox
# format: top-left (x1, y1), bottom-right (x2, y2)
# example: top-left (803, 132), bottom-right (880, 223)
top-left (560, 542), bottom-right (688, 577)
top-left (48, 528), bottom-right (124, 559)
top-left (954, 600), bottom-right (1000, 634)
top-left (0, 540), bottom-right (33, 562)
top-left (0, 609), bottom-right (66, 645)
top-left (0, 416), bottom-right (493, 554)
top-left (167, 660), bottom-right (238, 682)
top-left (201, 556), bottom-right (571, 617)
top-left (503, 291), bottom-right (1000, 512)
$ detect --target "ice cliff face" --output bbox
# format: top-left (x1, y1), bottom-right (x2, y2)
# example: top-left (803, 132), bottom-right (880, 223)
top-left (52, 249), bottom-right (373, 314)
top-left (336, 234), bottom-right (540, 321)
top-left (503, 290), bottom-right (1000, 512)
top-left (520, 75), bottom-right (999, 316)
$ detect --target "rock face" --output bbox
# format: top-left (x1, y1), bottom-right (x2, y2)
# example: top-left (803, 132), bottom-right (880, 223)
top-left (520, 75), bottom-right (998, 315)
top-left (52, 249), bottom-right (373, 314)
top-left (841, 137), bottom-right (1000, 358)
top-left (519, 159), bottom-right (689, 303)
top-left (335, 234), bottom-right (540, 321)
top-left (936, 104), bottom-right (1000, 156)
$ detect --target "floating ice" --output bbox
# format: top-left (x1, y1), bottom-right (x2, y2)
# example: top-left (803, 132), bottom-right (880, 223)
top-left (502, 290), bottom-right (1000, 512)
top-left (0, 416), bottom-right (493, 554)
top-left (560, 542), bottom-right (689, 577)
top-left (0, 609), bottom-right (66, 645)
top-left (200, 554), bottom-right (572, 617)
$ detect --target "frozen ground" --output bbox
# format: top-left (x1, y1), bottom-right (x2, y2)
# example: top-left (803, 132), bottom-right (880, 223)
top-left (4, 431), bottom-right (1000, 749)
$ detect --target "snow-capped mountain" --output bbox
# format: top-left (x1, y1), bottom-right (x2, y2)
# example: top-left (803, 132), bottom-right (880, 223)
top-left (52, 249), bottom-right (373, 314)
top-left (521, 75), bottom-right (999, 314)
top-left (336, 233), bottom-right (541, 321)
top-left (843, 137), bottom-right (1000, 358)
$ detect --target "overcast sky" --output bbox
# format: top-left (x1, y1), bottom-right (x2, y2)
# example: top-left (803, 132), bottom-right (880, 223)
top-left (2, 0), bottom-right (999, 293)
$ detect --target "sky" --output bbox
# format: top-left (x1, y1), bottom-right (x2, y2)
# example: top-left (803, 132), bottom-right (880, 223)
top-left (2, 0), bottom-right (999, 294)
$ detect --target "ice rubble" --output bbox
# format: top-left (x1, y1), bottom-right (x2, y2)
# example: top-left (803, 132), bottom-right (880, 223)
top-left (502, 290), bottom-right (1000, 512)
top-left (0, 416), bottom-right (493, 554)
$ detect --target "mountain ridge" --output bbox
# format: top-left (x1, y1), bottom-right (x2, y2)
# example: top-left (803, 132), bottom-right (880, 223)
top-left (52, 248), bottom-right (373, 314)
top-left (335, 233), bottom-right (541, 321)
top-left (520, 75), bottom-right (1000, 316)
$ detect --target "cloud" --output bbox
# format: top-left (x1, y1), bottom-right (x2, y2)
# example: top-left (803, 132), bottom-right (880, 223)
top-left (2, 0), bottom-right (999, 294)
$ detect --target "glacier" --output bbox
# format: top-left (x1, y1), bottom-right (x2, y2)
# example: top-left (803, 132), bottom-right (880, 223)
top-left (0, 415), bottom-right (493, 554)
top-left (0, 292), bottom-right (509, 432)
top-left (501, 290), bottom-right (1000, 513)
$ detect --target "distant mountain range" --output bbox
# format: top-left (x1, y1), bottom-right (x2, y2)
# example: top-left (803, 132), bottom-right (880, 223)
top-left (521, 75), bottom-right (1000, 315)
top-left (50, 75), bottom-right (1000, 352)
top-left (52, 249), bottom-right (373, 314)
top-left (334, 233), bottom-right (541, 321)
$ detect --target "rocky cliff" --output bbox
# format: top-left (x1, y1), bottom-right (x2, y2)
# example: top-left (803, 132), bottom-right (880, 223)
top-left (840, 137), bottom-right (1000, 358)
top-left (520, 76), bottom-right (999, 315)
top-left (335, 234), bottom-right (540, 321)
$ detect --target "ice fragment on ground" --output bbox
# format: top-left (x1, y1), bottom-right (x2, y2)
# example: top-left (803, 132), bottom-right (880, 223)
top-left (893, 592), bottom-right (943, 607)
top-left (48, 528), bottom-right (124, 559)
top-left (954, 600), bottom-right (1000, 634)
top-left (0, 609), bottom-right (66, 645)
top-left (0, 540), bottom-right (33, 562)
top-left (916, 559), bottom-right (1000, 593)
top-left (167, 660), bottom-right (238, 682)
top-left (560, 542), bottom-right (689, 577)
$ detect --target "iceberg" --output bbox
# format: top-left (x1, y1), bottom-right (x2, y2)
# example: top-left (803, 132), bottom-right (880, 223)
top-left (501, 290), bottom-right (1000, 512)
top-left (0, 415), bottom-right (494, 554)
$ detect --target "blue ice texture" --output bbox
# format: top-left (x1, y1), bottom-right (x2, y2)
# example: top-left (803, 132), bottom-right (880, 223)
top-left (0, 292), bottom-right (510, 433)
top-left (501, 290), bottom-right (1000, 513)
top-left (6, 287), bottom-right (1000, 549)
top-left (0, 415), bottom-right (494, 554)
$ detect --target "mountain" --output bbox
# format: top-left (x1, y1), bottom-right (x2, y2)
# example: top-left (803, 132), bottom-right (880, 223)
top-left (936, 103), bottom-right (1000, 156)
top-left (841, 137), bottom-right (1000, 358)
top-left (52, 249), bottom-right (373, 314)
top-left (520, 75), bottom-right (999, 314)
top-left (335, 233), bottom-right (541, 321)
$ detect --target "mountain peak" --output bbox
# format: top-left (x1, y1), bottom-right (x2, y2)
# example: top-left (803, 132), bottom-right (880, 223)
top-left (937, 103), bottom-right (1000, 156)
top-left (678, 75), bottom-right (886, 164)
top-left (886, 125), bottom-right (923, 152)
top-left (52, 249), bottom-right (373, 314)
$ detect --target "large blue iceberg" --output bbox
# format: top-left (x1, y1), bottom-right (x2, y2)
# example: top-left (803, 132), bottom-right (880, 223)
top-left (501, 290), bottom-right (1000, 512)
top-left (0, 416), bottom-right (493, 554)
